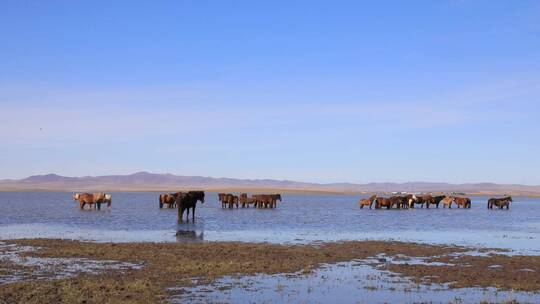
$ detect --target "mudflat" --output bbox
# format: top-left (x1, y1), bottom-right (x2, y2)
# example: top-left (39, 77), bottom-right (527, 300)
top-left (1, 239), bottom-right (539, 303)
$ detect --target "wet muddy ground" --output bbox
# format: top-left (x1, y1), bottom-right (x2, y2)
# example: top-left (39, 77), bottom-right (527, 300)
top-left (1, 239), bottom-right (539, 303)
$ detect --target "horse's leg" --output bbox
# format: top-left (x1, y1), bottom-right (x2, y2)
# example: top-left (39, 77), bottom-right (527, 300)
top-left (80, 201), bottom-right (85, 209)
top-left (192, 206), bottom-right (196, 221)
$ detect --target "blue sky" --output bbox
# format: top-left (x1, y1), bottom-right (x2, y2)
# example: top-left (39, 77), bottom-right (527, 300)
top-left (1, 1), bottom-right (539, 184)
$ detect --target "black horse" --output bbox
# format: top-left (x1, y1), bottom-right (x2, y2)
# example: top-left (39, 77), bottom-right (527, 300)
top-left (176, 191), bottom-right (205, 222)
top-left (488, 196), bottom-right (512, 210)
top-left (426, 195), bottom-right (446, 208)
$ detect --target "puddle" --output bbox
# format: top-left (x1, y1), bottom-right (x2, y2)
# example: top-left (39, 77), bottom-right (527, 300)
top-left (170, 261), bottom-right (540, 303)
top-left (360, 253), bottom-right (456, 267)
top-left (0, 241), bottom-right (143, 284)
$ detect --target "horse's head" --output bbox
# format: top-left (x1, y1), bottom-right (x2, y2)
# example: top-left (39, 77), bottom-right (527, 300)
top-left (189, 191), bottom-right (205, 203)
top-left (73, 193), bottom-right (80, 200)
top-left (507, 196), bottom-right (513, 202)
top-left (105, 194), bottom-right (112, 207)
top-left (199, 192), bottom-right (205, 203)
top-left (275, 194), bottom-right (282, 201)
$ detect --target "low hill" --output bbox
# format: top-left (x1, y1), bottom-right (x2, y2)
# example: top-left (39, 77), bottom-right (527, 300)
top-left (1, 172), bottom-right (539, 196)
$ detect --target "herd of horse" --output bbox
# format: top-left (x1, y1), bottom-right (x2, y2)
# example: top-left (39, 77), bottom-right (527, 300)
top-left (72, 192), bottom-right (514, 223)
top-left (159, 191), bottom-right (206, 222)
top-left (218, 193), bottom-right (282, 208)
top-left (72, 192), bottom-right (112, 210)
top-left (359, 194), bottom-right (512, 210)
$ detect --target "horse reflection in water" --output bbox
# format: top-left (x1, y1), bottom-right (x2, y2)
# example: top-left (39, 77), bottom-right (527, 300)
top-left (175, 229), bottom-right (204, 242)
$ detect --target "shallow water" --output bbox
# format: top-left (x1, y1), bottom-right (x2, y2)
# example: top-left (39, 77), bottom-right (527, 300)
top-left (0, 192), bottom-right (539, 252)
top-left (0, 241), bottom-right (142, 284)
top-left (172, 261), bottom-right (540, 304)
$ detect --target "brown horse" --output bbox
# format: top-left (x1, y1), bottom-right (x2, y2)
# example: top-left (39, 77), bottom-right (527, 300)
top-left (221, 193), bottom-right (238, 209)
top-left (374, 197), bottom-right (392, 209)
top-left (159, 193), bottom-right (177, 208)
top-left (488, 196), bottom-right (512, 210)
top-left (251, 194), bottom-right (261, 208)
top-left (239, 193), bottom-right (256, 208)
top-left (73, 193), bottom-right (106, 210)
top-left (441, 197), bottom-right (454, 208)
top-left (251, 194), bottom-right (264, 208)
top-left (453, 197), bottom-right (471, 209)
top-left (218, 193), bottom-right (227, 208)
top-left (359, 195), bottom-right (377, 209)
top-left (260, 194), bottom-right (280, 208)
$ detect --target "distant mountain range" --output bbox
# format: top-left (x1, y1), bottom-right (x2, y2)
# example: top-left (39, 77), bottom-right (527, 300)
top-left (0, 172), bottom-right (539, 196)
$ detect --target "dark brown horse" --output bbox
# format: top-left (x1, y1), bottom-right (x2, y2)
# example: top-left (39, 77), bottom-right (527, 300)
top-left (389, 196), bottom-right (407, 209)
top-left (453, 197), bottom-right (472, 209)
top-left (270, 194), bottom-right (282, 208)
top-left (409, 195), bottom-right (431, 208)
top-left (359, 195), bottom-right (377, 209)
top-left (395, 196), bottom-right (409, 209)
top-left (176, 191), bottom-right (205, 222)
top-left (488, 196), bottom-right (512, 210)
top-left (425, 195), bottom-right (446, 208)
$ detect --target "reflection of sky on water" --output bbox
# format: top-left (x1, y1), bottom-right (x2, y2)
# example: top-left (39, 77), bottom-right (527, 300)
top-left (172, 261), bottom-right (540, 304)
top-left (1, 192), bottom-right (539, 253)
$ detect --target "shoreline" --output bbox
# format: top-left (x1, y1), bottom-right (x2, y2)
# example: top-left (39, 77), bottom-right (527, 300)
top-left (1, 238), bottom-right (539, 303)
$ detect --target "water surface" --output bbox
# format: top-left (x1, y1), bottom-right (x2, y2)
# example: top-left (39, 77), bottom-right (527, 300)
top-left (1, 192), bottom-right (539, 253)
